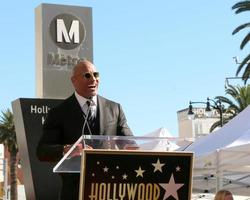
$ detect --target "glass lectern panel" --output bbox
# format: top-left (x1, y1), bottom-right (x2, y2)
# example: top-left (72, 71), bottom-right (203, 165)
top-left (53, 135), bottom-right (192, 173)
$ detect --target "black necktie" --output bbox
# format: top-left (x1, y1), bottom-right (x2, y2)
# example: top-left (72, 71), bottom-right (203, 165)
top-left (83, 101), bottom-right (93, 135)
top-left (86, 100), bottom-right (94, 122)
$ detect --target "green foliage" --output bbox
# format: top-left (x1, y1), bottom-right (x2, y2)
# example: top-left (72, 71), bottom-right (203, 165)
top-left (210, 84), bottom-right (250, 131)
top-left (232, 1), bottom-right (250, 83)
top-left (0, 109), bottom-right (18, 153)
top-left (0, 108), bottom-right (18, 200)
top-left (232, 1), bottom-right (250, 14)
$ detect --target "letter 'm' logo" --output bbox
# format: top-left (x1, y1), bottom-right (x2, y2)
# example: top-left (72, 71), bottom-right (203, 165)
top-left (50, 13), bottom-right (85, 50)
top-left (56, 19), bottom-right (79, 43)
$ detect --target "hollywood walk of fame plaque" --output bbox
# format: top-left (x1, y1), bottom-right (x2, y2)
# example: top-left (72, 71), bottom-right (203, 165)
top-left (79, 150), bottom-right (193, 200)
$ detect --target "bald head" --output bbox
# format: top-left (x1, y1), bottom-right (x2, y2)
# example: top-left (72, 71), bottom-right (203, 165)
top-left (71, 60), bottom-right (99, 98)
top-left (72, 60), bottom-right (96, 76)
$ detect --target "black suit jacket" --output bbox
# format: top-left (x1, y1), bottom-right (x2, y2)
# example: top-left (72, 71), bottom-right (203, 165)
top-left (36, 94), bottom-right (133, 199)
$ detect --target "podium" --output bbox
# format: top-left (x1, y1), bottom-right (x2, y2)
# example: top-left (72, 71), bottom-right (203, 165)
top-left (54, 135), bottom-right (193, 200)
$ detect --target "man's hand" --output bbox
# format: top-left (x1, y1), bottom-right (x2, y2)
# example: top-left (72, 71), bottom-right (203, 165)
top-left (63, 143), bottom-right (93, 158)
top-left (124, 143), bottom-right (139, 150)
top-left (63, 143), bottom-right (83, 157)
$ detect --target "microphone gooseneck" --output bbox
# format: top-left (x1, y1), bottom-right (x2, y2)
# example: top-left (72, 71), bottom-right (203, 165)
top-left (81, 97), bottom-right (94, 138)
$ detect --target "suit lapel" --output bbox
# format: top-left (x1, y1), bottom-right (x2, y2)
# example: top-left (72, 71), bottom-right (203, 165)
top-left (97, 95), bottom-right (107, 135)
top-left (67, 94), bottom-right (85, 136)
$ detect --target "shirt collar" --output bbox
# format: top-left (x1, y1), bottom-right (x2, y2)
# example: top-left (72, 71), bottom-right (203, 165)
top-left (74, 91), bottom-right (97, 108)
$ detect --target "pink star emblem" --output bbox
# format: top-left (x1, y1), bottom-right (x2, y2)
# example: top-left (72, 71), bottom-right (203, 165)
top-left (159, 173), bottom-right (184, 200)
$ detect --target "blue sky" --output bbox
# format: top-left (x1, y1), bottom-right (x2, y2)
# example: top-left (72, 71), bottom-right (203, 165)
top-left (0, 1), bottom-right (247, 136)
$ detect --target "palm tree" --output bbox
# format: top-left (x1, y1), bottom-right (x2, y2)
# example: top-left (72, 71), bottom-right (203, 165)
top-left (210, 84), bottom-right (250, 132)
top-left (232, 1), bottom-right (250, 83)
top-left (0, 109), bottom-right (18, 200)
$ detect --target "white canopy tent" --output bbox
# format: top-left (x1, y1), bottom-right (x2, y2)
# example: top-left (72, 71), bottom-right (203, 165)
top-left (139, 127), bottom-right (181, 151)
top-left (185, 105), bottom-right (250, 156)
top-left (184, 105), bottom-right (250, 196)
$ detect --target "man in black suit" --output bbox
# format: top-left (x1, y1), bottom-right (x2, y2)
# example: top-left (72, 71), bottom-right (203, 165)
top-left (37, 60), bottom-right (133, 200)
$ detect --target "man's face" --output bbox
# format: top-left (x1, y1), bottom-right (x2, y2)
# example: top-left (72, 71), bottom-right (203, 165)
top-left (71, 61), bottom-right (99, 98)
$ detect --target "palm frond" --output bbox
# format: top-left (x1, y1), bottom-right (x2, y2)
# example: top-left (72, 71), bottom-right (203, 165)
top-left (232, 1), bottom-right (250, 9)
top-left (209, 120), bottom-right (222, 132)
top-left (210, 84), bottom-right (250, 131)
top-left (235, 7), bottom-right (250, 14)
top-left (0, 109), bottom-right (17, 152)
top-left (241, 63), bottom-right (250, 83)
top-left (232, 23), bottom-right (250, 35)
top-left (215, 96), bottom-right (233, 105)
top-left (226, 84), bottom-right (239, 96)
top-left (240, 32), bottom-right (250, 49)
top-left (232, 1), bottom-right (250, 14)
top-left (236, 54), bottom-right (250, 76)
top-left (0, 109), bottom-right (18, 200)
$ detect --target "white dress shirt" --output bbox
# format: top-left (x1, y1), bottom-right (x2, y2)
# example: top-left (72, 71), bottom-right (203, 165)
top-left (74, 91), bottom-right (97, 118)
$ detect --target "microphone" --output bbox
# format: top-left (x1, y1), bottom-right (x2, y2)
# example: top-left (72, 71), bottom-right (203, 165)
top-left (81, 97), bottom-right (94, 137)
top-left (62, 98), bottom-right (94, 161)
top-left (57, 98), bottom-right (95, 163)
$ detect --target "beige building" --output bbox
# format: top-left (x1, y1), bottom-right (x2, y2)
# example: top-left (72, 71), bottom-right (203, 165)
top-left (177, 107), bottom-right (221, 138)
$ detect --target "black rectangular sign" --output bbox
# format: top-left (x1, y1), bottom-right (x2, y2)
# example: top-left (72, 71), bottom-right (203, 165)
top-left (12, 98), bottom-right (63, 199)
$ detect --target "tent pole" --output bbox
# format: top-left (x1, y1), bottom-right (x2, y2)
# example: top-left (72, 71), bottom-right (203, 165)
top-left (216, 149), bottom-right (223, 192)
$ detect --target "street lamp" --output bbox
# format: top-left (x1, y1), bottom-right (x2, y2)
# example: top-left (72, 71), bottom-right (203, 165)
top-left (188, 97), bottom-right (223, 127)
